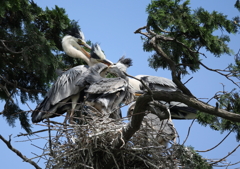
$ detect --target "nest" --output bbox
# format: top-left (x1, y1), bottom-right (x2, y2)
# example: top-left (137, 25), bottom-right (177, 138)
top-left (28, 109), bottom-right (209, 169)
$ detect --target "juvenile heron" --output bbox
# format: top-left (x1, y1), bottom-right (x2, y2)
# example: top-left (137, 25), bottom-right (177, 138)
top-left (75, 57), bottom-right (135, 119)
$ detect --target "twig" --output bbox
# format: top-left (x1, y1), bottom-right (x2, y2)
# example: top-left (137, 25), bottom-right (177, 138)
top-left (182, 119), bottom-right (195, 145)
top-left (0, 134), bottom-right (42, 169)
top-left (196, 128), bottom-right (234, 152)
top-left (199, 61), bottom-right (240, 87)
top-left (210, 144), bottom-right (240, 165)
top-left (16, 129), bottom-right (49, 137)
top-left (0, 40), bottom-right (24, 54)
top-left (183, 77), bottom-right (193, 85)
top-left (0, 75), bottom-right (46, 94)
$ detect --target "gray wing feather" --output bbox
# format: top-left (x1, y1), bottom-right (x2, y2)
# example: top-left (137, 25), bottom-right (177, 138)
top-left (136, 75), bottom-right (177, 89)
top-left (44, 65), bottom-right (88, 110)
top-left (86, 77), bottom-right (127, 94)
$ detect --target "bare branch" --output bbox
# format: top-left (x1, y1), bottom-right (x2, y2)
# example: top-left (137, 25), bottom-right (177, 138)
top-left (199, 61), bottom-right (240, 87)
top-left (0, 75), bottom-right (46, 94)
top-left (16, 129), bottom-right (49, 137)
top-left (196, 128), bottom-right (234, 152)
top-left (0, 40), bottom-right (24, 54)
top-left (0, 134), bottom-right (42, 169)
top-left (210, 144), bottom-right (240, 165)
top-left (182, 119), bottom-right (195, 145)
top-left (149, 36), bottom-right (194, 96)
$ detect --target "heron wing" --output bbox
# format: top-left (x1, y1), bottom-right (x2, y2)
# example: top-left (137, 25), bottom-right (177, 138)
top-left (44, 65), bottom-right (88, 110)
top-left (85, 77), bottom-right (127, 94)
top-left (136, 75), bottom-right (177, 91)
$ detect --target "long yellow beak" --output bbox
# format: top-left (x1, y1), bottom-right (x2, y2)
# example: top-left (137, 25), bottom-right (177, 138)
top-left (77, 39), bottom-right (91, 50)
top-left (99, 59), bottom-right (113, 66)
top-left (135, 93), bottom-right (143, 96)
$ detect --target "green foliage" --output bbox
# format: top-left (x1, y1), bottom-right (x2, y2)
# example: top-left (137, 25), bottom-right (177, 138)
top-left (3, 101), bottom-right (32, 133)
top-left (197, 89), bottom-right (240, 141)
top-left (235, 0), bottom-right (240, 11)
top-left (145, 0), bottom-right (238, 75)
top-left (227, 50), bottom-right (240, 79)
top-left (177, 145), bottom-right (212, 169)
top-left (0, 0), bottom-right (85, 133)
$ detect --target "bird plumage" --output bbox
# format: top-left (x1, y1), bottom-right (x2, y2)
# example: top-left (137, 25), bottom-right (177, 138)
top-left (75, 58), bottom-right (135, 119)
top-left (32, 27), bottom-right (113, 123)
top-left (112, 57), bottom-right (197, 120)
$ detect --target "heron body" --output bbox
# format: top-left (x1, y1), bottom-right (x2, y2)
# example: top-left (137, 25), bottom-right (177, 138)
top-left (128, 103), bottom-right (177, 146)
top-left (32, 65), bottom-right (89, 122)
top-left (111, 57), bottom-right (197, 120)
top-left (76, 61), bottom-right (134, 119)
top-left (31, 25), bottom-right (112, 123)
top-left (129, 75), bottom-right (197, 119)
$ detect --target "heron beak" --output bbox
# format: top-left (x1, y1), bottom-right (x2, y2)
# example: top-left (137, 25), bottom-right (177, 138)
top-left (79, 47), bottom-right (91, 58)
top-left (99, 59), bottom-right (113, 66)
top-left (77, 39), bottom-right (91, 50)
top-left (134, 90), bottom-right (145, 96)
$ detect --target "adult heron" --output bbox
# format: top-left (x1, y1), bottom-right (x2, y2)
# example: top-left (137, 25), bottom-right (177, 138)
top-left (128, 75), bottom-right (197, 119)
top-left (31, 28), bottom-right (112, 123)
top-left (111, 57), bottom-right (196, 119)
top-left (75, 57), bottom-right (135, 119)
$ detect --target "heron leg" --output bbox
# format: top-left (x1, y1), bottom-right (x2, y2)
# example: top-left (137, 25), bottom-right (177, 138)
top-left (68, 95), bottom-right (79, 124)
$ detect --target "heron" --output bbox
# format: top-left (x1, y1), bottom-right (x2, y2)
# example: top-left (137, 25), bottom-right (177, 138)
top-left (110, 57), bottom-right (196, 119)
top-left (129, 75), bottom-right (197, 119)
top-left (31, 28), bottom-right (113, 123)
top-left (127, 102), bottom-right (177, 147)
top-left (75, 57), bottom-right (135, 119)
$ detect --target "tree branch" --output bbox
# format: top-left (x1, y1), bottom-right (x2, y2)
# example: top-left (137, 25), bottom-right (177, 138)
top-left (112, 90), bottom-right (240, 149)
top-left (199, 61), bottom-right (240, 87)
top-left (149, 36), bottom-right (194, 96)
top-left (0, 134), bottom-right (42, 169)
top-left (0, 40), bottom-right (24, 54)
top-left (0, 75), bottom-right (46, 94)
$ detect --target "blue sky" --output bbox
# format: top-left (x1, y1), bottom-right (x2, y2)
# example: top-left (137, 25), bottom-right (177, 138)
top-left (0, 0), bottom-right (240, 168)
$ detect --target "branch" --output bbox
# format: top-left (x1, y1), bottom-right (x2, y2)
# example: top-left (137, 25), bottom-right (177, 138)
top-left (112, 90), bottom-right (240, 149)
top-left (196, 127), bottom-right (234, 152)
top-left (210, 144), bottom-right (240, 165)
top-left (182, 119), bottom-right (195, 145)
top-left (0, 75), bottom-right (46, 94)
top-left (0, 40), bottom-right (24, 54)
top-left (149, 36), bottom-right (194, 96)
top-left (0, 134), bottom-right (42, 169)
top-left (134, 26), bottom-right (151, 38)
top-left (199, 61), bottom-right (240, 87)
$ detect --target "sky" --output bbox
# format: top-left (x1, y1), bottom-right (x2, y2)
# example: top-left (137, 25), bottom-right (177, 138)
top-left (0, 0), bottom-right (240, 168)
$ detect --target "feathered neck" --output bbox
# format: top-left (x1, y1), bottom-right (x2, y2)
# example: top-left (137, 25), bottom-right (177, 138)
top-left (62, 35), bottom-right (91, 65)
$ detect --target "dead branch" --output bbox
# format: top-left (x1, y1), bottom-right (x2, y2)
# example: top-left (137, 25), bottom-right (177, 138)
top-left (210, 144), bottom-right (240, 165)
top-left (0, 40), bottom-right (24, 54)
top-left (196, 128), bottom-right (234, 152)
top-left (16, 129), bottom-right (49, 137)
top-left (182, 119), bottom-right (195, 145)
top-left (199, 61), bottom-right (240, 87)
top-left (0, 134), bottom-right (42, 169)
top-left (0, 75), bottom-right (46, 94)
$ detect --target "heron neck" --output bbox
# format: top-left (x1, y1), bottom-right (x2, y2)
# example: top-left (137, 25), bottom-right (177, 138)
top-left (62, 36), bottom-right (91, 65)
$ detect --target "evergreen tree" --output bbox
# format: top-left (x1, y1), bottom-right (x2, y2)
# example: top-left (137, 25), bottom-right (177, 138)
top-left (142, 0), bottom-right (240, 141)
top-left (0, 0), bottom-right (85, 133)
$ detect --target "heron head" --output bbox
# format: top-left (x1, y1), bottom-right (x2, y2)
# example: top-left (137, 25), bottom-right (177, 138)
top-left (67, 22), bottom-right (91, 50)
top-left (90, 43), bottom-right (113, 66)
top-left (107, 56), bottom-right (133, 78)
